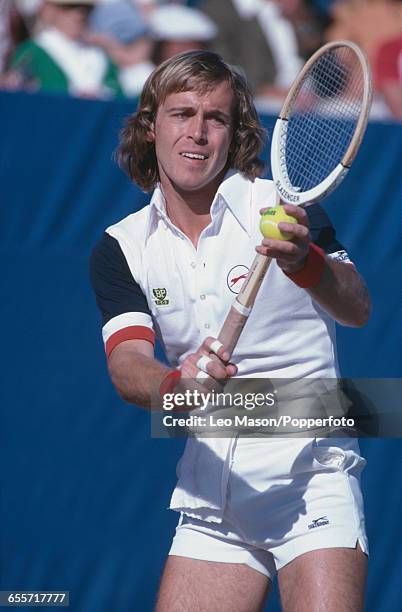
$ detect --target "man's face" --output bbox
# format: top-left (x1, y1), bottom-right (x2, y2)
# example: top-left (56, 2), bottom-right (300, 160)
top-left (151, 81), bottom-right (235, 197)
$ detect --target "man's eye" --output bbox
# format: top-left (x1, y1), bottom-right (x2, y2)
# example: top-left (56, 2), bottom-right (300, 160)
top-left (210, 117), bottom-right (226, 126)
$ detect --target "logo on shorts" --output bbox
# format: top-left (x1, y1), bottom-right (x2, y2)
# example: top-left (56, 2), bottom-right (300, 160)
top-left (227, 265), bottom-right (249, 294)
top-left (152, 288), bottom-right (169, 306)
top-left (308, 516), bottom-right (330, 530)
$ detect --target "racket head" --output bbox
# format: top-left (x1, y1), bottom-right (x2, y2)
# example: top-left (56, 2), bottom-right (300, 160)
top-left (271, 40), bottom-right (372, 206)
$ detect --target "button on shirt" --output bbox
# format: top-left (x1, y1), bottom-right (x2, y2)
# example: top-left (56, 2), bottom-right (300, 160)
top-left (90, 170), bottom-right (350, 522)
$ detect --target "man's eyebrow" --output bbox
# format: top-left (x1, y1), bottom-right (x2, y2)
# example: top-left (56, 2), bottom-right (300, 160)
top-left (165, 106), bottom-right (231, 122)
top-left (166, 106), bottom-right (195, 113)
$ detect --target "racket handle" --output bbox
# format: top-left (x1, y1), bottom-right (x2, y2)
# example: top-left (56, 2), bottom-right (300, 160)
top-left (217, 304), bottom-right (249, 357)
top-left (218, 254), bottom-right (272, 359)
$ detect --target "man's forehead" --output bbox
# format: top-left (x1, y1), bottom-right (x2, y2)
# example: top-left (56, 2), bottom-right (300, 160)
top-left (161, 83), bottom-right (235, 110)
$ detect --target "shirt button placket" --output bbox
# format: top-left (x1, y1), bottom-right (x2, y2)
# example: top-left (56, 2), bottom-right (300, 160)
top-left (197, 249), bottom-right (210, 332)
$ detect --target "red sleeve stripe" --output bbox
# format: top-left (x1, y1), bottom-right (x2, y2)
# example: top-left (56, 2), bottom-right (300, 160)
top-left (105, 326), bottom-right (155, 358)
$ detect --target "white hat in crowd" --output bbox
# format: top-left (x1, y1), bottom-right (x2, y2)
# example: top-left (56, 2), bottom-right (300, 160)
top-left (148, 5), bottom-right (217, 42)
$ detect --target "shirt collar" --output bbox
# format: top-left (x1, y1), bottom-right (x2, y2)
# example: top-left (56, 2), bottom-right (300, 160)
top-left (213, 169), bottom-right (252, 235)
top-left (144, 170), bottom-right (252, 241)
top-left (144, 186), bottom-right (168, 240)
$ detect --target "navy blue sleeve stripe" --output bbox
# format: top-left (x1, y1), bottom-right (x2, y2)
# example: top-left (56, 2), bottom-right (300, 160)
top-left (90, 232), bottom-right (151, 327)
top-left (306, 203), bottom-right (345, 254)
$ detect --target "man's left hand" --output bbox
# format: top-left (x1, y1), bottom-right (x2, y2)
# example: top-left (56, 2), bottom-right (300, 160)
top-left (256, 204), bottom-right (311, 274)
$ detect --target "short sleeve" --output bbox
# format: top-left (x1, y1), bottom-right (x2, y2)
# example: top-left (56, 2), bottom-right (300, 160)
top-left (307, 203), bottom-right (353, 264)
top-left (90, 232), bottom-right (155, 357)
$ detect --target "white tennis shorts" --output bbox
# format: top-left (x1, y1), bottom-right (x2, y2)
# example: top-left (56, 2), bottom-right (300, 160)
top-left (169, 437), bottom-right (368, 579)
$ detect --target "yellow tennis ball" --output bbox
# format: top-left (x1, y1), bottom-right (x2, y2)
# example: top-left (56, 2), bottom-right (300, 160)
top-left (259, 206), bottom-right (297, 240)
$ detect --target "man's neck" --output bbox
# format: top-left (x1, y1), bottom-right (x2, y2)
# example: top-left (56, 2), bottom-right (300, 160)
top-left (161, 177), bottom-right (223, 248)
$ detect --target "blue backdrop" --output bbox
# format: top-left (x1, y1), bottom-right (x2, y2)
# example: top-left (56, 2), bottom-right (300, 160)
top-left (1, 91), bottom-right (401, 611)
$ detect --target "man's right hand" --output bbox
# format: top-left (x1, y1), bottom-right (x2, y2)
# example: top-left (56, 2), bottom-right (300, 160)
top-left (161, 337), bottom-right (237, 411)
top-left (179, 336), bottom-right (237, 389)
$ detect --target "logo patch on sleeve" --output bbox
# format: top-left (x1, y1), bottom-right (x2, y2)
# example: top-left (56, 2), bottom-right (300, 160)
top-left (152, 288), bottom-right (169, 306)
top-left (329, 250), bottom-right (351, 263)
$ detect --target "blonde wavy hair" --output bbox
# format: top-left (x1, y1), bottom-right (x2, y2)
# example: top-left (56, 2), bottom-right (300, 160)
top-left (117, 50), bottom-right (266, 192)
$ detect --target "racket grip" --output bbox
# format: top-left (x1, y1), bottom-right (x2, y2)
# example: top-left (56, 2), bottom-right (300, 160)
top-left (217, 305), bottom-right (249, 358)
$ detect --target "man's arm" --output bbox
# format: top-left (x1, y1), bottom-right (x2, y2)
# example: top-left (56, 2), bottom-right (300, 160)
top-left (90, 232), bottom-right (236, 410)
top-left (108, 339), bottom-right (170, 409)
top-left (108, 338), bottom-right (237, 409)
top-left (256, 204), bottom-right (371, 327)
top-left (306, 256), bottom-right (370, 327)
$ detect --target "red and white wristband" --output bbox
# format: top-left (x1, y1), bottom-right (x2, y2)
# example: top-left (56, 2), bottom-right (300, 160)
top-left (284, 242), bottom-right (326, 289)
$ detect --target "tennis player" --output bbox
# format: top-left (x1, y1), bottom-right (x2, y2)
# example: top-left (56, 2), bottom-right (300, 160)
top-left (90, 51), bottom-right (370, 611)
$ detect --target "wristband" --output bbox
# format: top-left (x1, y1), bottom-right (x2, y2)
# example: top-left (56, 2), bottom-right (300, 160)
top-left (284, 243), bottom-right (325, 289)
top-left (159, 369), bottom-right (181, 397)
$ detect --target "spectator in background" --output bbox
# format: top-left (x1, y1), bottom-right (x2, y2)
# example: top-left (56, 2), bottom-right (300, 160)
top-left (0, 0), bottom-right (30, 73)
top-left (326, 0), bottom-right (402, 67)
top-left (0, 1), bottom-right (17, 73)
top-left (325, 0), bottom-right (402, 118)
top-left (201, 0), bottom-right (279, 95)
top-left (374, 35), bottom-right (402, 119)
top-left (278, 0), bottom-right (328, 60)
top-left (13, 0), bottom-right (43, 34)
top-left (3, 0), bottom-right (122, 98)
top-left (87, 0), bottom-right (154, 98)
top-left (148, 4), bottom-right (217, 65)
top-left (86, 2), bottom-right (217, 97)
top-left (201, 0), bottom-right (308, 110)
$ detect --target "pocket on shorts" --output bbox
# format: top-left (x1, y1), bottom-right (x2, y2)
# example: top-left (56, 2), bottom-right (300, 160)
top-left (311, 437), bottom-right (366, 475)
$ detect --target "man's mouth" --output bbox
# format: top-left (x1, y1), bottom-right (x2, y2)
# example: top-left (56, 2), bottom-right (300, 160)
top-left (180, 152), bottom-right (208, 160)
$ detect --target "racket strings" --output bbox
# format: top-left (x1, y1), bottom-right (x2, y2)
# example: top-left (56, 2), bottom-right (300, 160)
top-left (282, 47), bottom-right (365, 192)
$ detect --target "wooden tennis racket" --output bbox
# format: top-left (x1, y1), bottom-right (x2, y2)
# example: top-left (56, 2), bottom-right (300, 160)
top-left (217, 40), bottom-right (372, 357)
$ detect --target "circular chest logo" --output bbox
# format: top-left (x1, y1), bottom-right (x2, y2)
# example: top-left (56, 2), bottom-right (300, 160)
top-left (227, 265), bottom-right (249, 294)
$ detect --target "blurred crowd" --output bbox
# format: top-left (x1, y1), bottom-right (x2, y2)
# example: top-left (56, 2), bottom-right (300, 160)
top-left (0, 0), bottom-right (401, 119)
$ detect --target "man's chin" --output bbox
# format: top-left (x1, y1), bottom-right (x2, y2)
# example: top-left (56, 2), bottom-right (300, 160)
top-left (174, 170), bottom-right (227, 194)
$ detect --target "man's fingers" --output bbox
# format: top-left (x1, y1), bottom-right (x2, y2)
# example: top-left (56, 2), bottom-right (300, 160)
top-left (181, 337), bottom-right (237, 386)
top-left (195, 370), bottom-right (210, 382)
top-left (257, 234), bottom-right (309, 256)
top-left (203, 356), bottom-right (233, 380)
top-left (196, 355), bottom-right (213, 374)
top-left (277, 221), bottom-right (310, 242)
top-left (209, 339), bottom-right (225, 356)
top-left (226, 363), bottom-right (238, 376)
top-left (256, 239), bottom-right (300, 257)
top-left (196, 354), bottom-right (236, 378)
top-left (186, 351), bottom-right (231, 381)
top-left (203, 337), bottom-right (230, 362)
top-left (282, 204), bottom-right (308, 226)
top-left (181, 356), bottom-right (202, 378)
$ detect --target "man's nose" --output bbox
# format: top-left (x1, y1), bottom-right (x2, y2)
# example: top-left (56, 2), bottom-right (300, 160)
top-left (188, 113), bottom-right (207, 142)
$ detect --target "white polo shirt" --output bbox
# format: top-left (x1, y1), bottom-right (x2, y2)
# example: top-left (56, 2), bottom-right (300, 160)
top-left (90, 170), bottom-right (350, 522)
